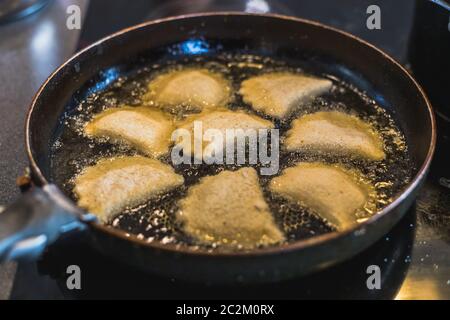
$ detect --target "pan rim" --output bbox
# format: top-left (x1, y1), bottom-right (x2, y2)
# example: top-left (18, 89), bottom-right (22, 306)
top-left (25, 12), bottom-right (436, 258)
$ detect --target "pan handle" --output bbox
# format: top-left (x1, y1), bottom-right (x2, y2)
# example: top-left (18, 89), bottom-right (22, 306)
top-left (0, 184), bottom-right (96, 262)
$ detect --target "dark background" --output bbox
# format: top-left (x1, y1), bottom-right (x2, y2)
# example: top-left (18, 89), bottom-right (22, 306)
top-left (79, 0), bottom-right (415, 62)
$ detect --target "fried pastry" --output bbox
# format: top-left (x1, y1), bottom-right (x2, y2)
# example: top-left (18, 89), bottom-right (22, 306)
top-left (177, 168), bottom-right (284, 248)
top-left (285, 111), bottom-right (385, 160)
top-left (176, 109), bottom-right (274, 161)
top-left (144, 68), bottom-right (231, 113)
top-left (84, 106), bottom-right (174, 158)
top-left (74, 156), bottom-right (184, 222)
top-left (269, 162), bottom-right (373, 230)
top-left (240, 72), bottom-right (332, 119)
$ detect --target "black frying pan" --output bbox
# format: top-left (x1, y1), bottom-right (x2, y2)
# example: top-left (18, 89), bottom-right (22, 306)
top-left (0, 13), bottom-right (436, 284)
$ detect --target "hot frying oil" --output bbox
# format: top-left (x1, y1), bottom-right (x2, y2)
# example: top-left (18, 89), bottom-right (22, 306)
top-left (50, 54), bottom-right (413, 250)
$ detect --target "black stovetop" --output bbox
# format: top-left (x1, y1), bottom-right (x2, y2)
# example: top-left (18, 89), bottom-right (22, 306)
top-left (7, 0), bottom-right (450, 299)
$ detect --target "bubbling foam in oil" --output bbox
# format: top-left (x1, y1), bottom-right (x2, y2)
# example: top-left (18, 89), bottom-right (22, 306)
top-left (50, 54), bottom-right (413, 251)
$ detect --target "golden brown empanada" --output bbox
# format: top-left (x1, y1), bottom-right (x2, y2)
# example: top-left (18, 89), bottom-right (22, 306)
top-left (144, 68), bottom-right (231, 113)
top-left (285, 111), bottom-right (385, 160)
top-left (85, 106), bottom-right (174, 158)
top-left (269, 162), bottom-right (374, 230)
top-left (74, 156), bottom-right (184, 222)
top-left (240, 72), bottom-right (332, 119)
top-left (178, 168), bottom-right (284, 248)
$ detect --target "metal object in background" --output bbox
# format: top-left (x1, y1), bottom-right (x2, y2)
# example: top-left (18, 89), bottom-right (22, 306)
top-left (409, 0), bottom-right (450, 125)
top-left (0, 0), bottom-right (50, 23)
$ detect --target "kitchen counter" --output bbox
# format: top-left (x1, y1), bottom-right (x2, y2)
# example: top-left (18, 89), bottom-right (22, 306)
top-left (0, 0), bottom-right (88, 299)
